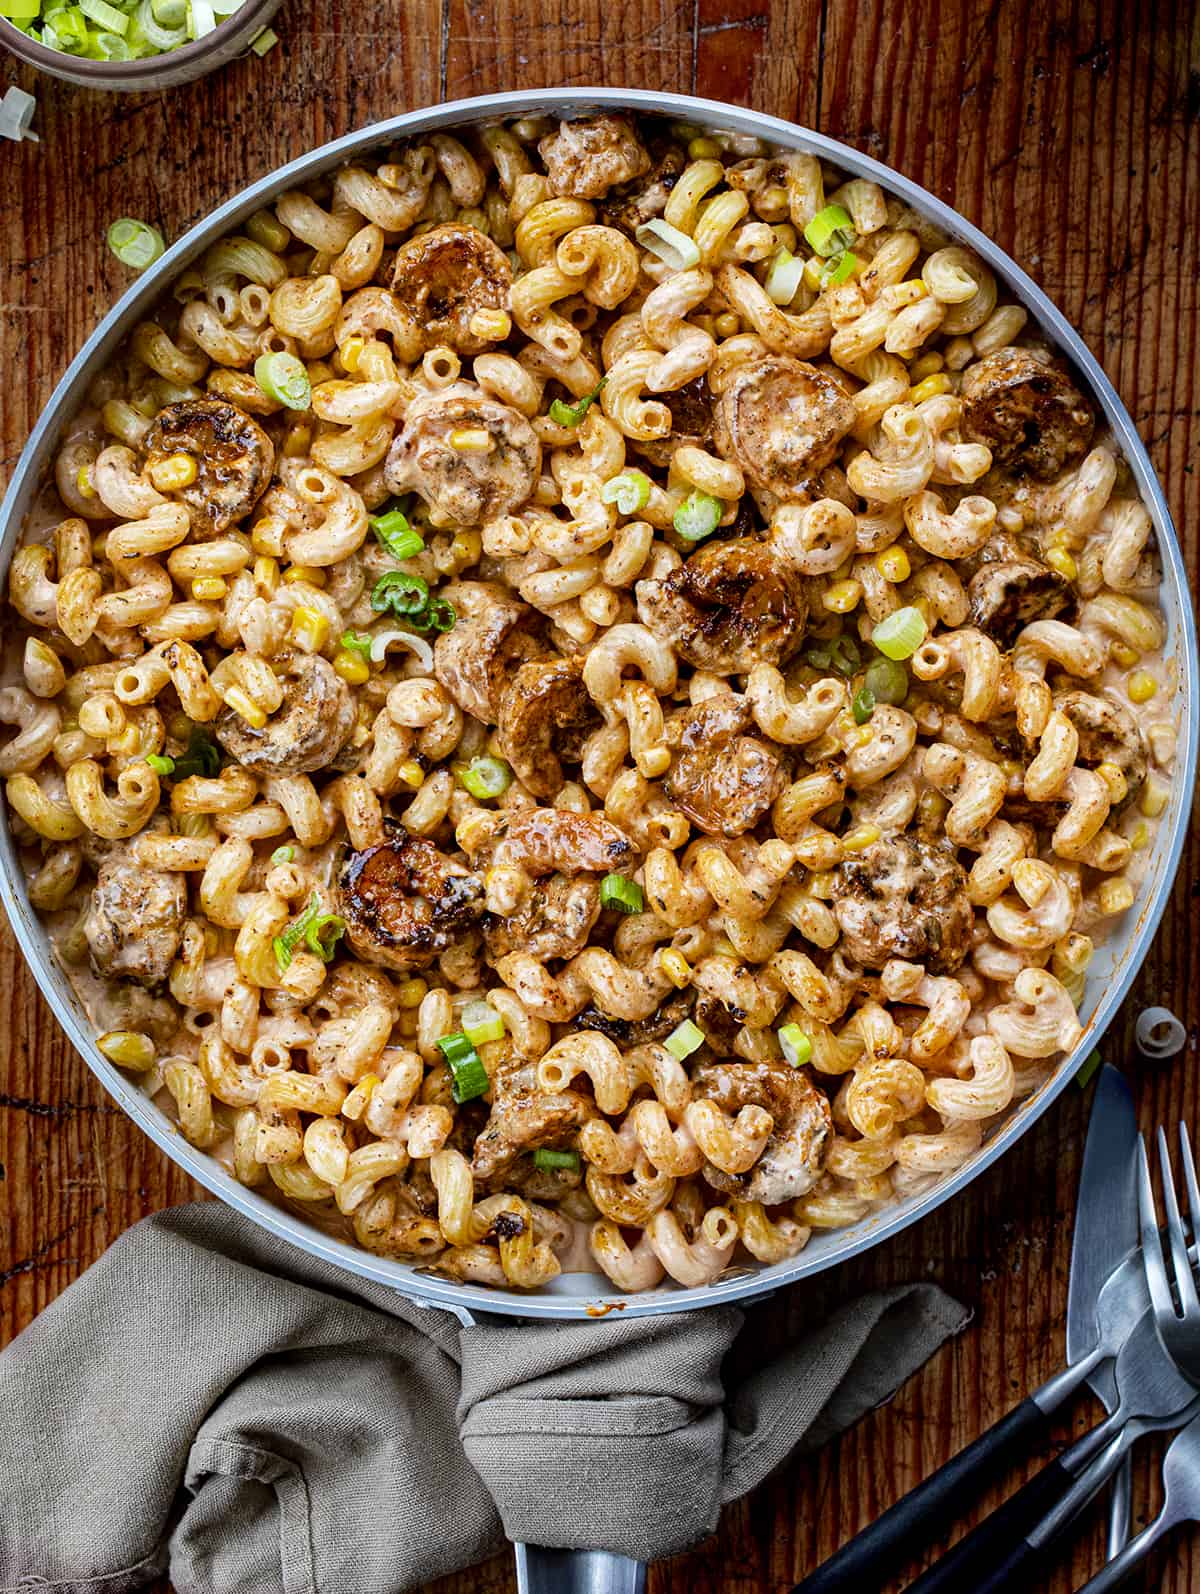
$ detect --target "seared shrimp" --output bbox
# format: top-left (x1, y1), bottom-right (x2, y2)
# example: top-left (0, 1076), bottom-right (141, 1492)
top-left (692, 1059), bottom-right (831, 1204)
top-left (496, 656), bottom-right (601, 800)
top-left (143, 398), bottom-right (274, 537)
top-left (214, 649), bottom-right (355, 776)
top-left (832, 833), bottom-right (973, 974)
top-left (637, 537), bottom-right (808, 673)
top-left (338, 829), bottom-right (484, 971)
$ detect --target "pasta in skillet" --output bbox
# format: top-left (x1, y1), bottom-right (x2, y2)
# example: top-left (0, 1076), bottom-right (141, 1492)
top-left (2, 112), bottom-right (1177, 1293)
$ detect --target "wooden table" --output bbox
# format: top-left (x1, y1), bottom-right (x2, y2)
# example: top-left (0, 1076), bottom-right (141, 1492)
top-left (1, 2), bottom-right (1197, 1589)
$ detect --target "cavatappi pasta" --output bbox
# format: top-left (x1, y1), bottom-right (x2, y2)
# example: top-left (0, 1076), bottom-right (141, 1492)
top-left (2, 113), bottom-right (1178, 1294)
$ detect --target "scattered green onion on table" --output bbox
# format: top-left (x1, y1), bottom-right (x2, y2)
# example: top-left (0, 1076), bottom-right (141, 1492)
top-left (1, 0), bottom-right (262, 59)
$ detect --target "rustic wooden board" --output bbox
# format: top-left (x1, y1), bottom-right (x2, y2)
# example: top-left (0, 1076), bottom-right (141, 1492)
top-left (0, 1), bottom-right (1196, 1589)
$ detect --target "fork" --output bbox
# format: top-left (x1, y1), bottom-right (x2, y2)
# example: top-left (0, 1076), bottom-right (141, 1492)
top-left (1137, 1123), bottom-right (1200, 1387)
top-left (1072, 1408), bottom-right (1200, 1591)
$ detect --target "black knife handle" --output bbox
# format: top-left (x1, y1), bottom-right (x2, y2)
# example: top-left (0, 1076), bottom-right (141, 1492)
top-left (903, 1456), bottom-right (1075, 1593)
top-left (791, 1395), bottom-right (1050, 1594)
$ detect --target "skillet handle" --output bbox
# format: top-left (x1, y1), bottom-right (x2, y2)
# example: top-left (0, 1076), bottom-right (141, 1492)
top-left (515, 1545), bottom-right (647, 1594)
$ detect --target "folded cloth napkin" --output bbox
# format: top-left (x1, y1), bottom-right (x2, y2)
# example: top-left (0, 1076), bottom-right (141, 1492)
top-left (0, 1203), bottom-right (968, 1593)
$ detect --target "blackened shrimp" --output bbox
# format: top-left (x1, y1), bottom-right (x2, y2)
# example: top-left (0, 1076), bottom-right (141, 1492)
top-left (338, 829), bottom-right (484, 972)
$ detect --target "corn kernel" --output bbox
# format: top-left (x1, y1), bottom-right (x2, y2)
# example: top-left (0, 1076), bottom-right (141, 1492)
top-left (332, 650), bottom-right (370, 685)
top-left (841, 824), bottom-right (881, 852)
top-left (250, 519), bottom-right (283, 556)
top-left (1044, 546), bottom-right (1078, 581)
top-left (1126, 670), bottom-right (1158, 704)
top-left (396, 759), bottom-right (425, 789)
top-left (909, 372), bottom-right (952, 404)
top-left (1012, 858), bottom-right (1049, 906)
top-left (395, 977), bottom-right (428, 1009)
top-left (223, 685), bottom-right (268, 730)
top-left (714, 310), bottom-right (741, 337)
top-left (342, 1073), bottom-right (380, 1121)
top-left (97, 1030), bottom-right (156, 1070)
top-left (148, 452), bottom-right (199, 492)
top-left (449, 427), bottom-right (492, 453)
top-left (1110, 642), bottom-right (1139, 668)
top-left (908, 352), bottom-right (944, 383)
top-left (822, 578), bottom-right (863, 614)
top-left (1139, 775), bottom-right (1169, 818)
top-left (467, 307), bottom-right (513, 342)
top-left (253, 556), bottom-right (280, 595)
top-left (282, 423), bottom-right (312, 459)
top-left (847, 724), bottom-right (873, 749)
top-left (807, 871), bottom-right (835, 900)
top-left (658, 948), bottom-right (692, 989)
top-left (1098, 878), bottom-right (1135, 916)
top-left (899, 278), bottom-right (929, 300)
top-left (875, 545), bottom-right (911, 583)
top-left (688, 135), bottom-right (722, 159)
top-left (191, 577), bottom-right (228, 602)
top-left (1096, 761), bottom-right (1128, 803)
top-left (283, 564), bottom-right (326, 587)
top-left (450, 530), bottom-right (482, 569)
top-left (1129, 821), bottom-right (1151, 851)
top-left (339, 335), bottom-right (366, 373)
top-left (289, 606), bottom-right (330, 653)
top-left (918, 790), bottom-right (950, 827)
top-left (76, 463), bottom-right (98, 500)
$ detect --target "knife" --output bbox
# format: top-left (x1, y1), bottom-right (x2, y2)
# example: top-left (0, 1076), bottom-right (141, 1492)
top-left (1066, 1063), bottom-right (1138, 1556)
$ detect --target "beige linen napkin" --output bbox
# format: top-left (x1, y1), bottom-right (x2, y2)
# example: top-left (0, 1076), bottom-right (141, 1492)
top-left (0, 1203), bottom-right (968, 1592)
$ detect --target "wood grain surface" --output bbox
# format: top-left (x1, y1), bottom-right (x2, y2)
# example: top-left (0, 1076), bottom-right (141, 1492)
top-left (1, 1), bottom-right (1197, 1589)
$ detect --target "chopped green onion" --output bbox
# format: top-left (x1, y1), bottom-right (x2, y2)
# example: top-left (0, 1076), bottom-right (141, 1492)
top-left (851, 685), bottom-right (875, 725)
top-left (304, 911), bottom-right (345, 963)
top-left (864, 656), bottom-right (909, 706)
top-left (370, 506), bottom-right (424, 562)
top-left (170, 729), bottom-right (221, 780)
top-left (820, 250), bottom-right (858, 288)
top-left (635, 218), bottom-right (702, 271)
top-left (454, 756), bottom-right (512, 802)
top-left (1076, 1049), bottom-right (1102, 1090)
top-left (79, 0), bottom-right (129, 32)
top-left (43, 6), bottom-right (90, 48)
top-left (673, 490), bottom-right (723, 542)
top-left (270, 845), bottom-right (296, 865)
top-left (425, 596), bottom-right (456, 633)
top-left (765, 247), bottom-right (805, 305)
top-left (272, 893), bottom-right (322, 971)
top-left (253, 351), bottom-right (311, 411)
top-left (0, 0), bottom-right (40, 16)
top-left (145, 753), bottom-right (174, 776)
top-left (600, 874), bottom-right (643, 914)
top-left (135, 0), bottom-right (185, 46)
top-left (778, 1023), bottom-right (813, 1068)
top-left (804, 203), bottom-right (855, 258)
top-left (188, 0), bottom-right (215, 34)
top-left (804, 643), bottom-right (832, 671)
top-left (107, 218), bottom-right (165, 271)
top-left (600, 470), bottom-right (651, 516)
top-left (828, 634), bottom-right (861, 677)
top-left (462, 1000), bottom-right (506, 1047)
top-left (371, 570), bottom-right (429, 616)
top-left (339, 629), bottom-right (373, 659)
top-left (533, 1147), bottom-right (581, 1173)
top-left (248, 22), bottom-right (276, 53)
top-left (91, 30), bottom-right (131, 56)
top-left (149, 0), bottom-right (185, 23)
top-left (437, 1032), bottom-right (490, 1103)
top-left (871, 606), bottom-right (928, 661)
top-left (665, 1019), bottom-right (706, 1061)
top-left (549, 376), bottom-right (605, 428)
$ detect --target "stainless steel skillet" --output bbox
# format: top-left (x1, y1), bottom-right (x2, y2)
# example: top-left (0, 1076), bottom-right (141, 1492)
top-left (0, 89), bottom-right (1194, 1322)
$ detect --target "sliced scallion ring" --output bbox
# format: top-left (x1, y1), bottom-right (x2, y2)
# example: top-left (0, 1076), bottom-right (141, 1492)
top-left (254, 350), bottom-right (311, 410)
top-left (635, 218), bottom-right (702, 271)
top-left (673, 489), bottom-right (723, 543)
top-left (778, 1023), bottom-right (813, 1068)
top-left (665, 1019), bottom-right (706, 1061)
top-left (600, 470), bottom-right (651, 516)
top-left (871, 606), bottom-right (928, 661)
top-left (548, 376), bottom-right (605, 428)
top-left (803, 203), bottom-right (855, 258)
top-left (188, 0), bottom-right (216, 35)
top-left (532, 1147), bottom-right (581, 1173)
top-left (599, 874), bottom-right (643, 914)
top-left (437, 1032), bottom-right (490, 1103)
top-left (851, 685), bottom-right (875, 724)
top-left (370, 506), bottom-right (423, 562)
top-left (79, 0), bottom-right (129, 33)
top-left (462, 1000), bottom-right (506, 1047)
top-left (454, 756), bottom-right (512, 802)
top-left (107, 217), bottom-right (165, 271)
top-left (367, 628), bottom-right (434, 670)
top-left (863, 656), bottom-right (909, 705)
top-left (820, 249), bottom-right (858, 288)
top-left (270, 844), bottom-right (296, 864)
top-left (765, 247), bottom-right (806, 305)
top-left (135, 0), bottom-right (186, 46)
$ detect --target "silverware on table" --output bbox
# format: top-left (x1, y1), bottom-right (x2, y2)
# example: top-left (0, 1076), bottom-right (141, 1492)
top-left (1138, 1124), bottom-right (1200, 1385)
top-left (1073, 1408), bottom-right (1200, 1593)
top-left (1066, 1065), bottom-right (1140, 1556)
top-left (791, 1064), bottom-right (1145, 1594)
